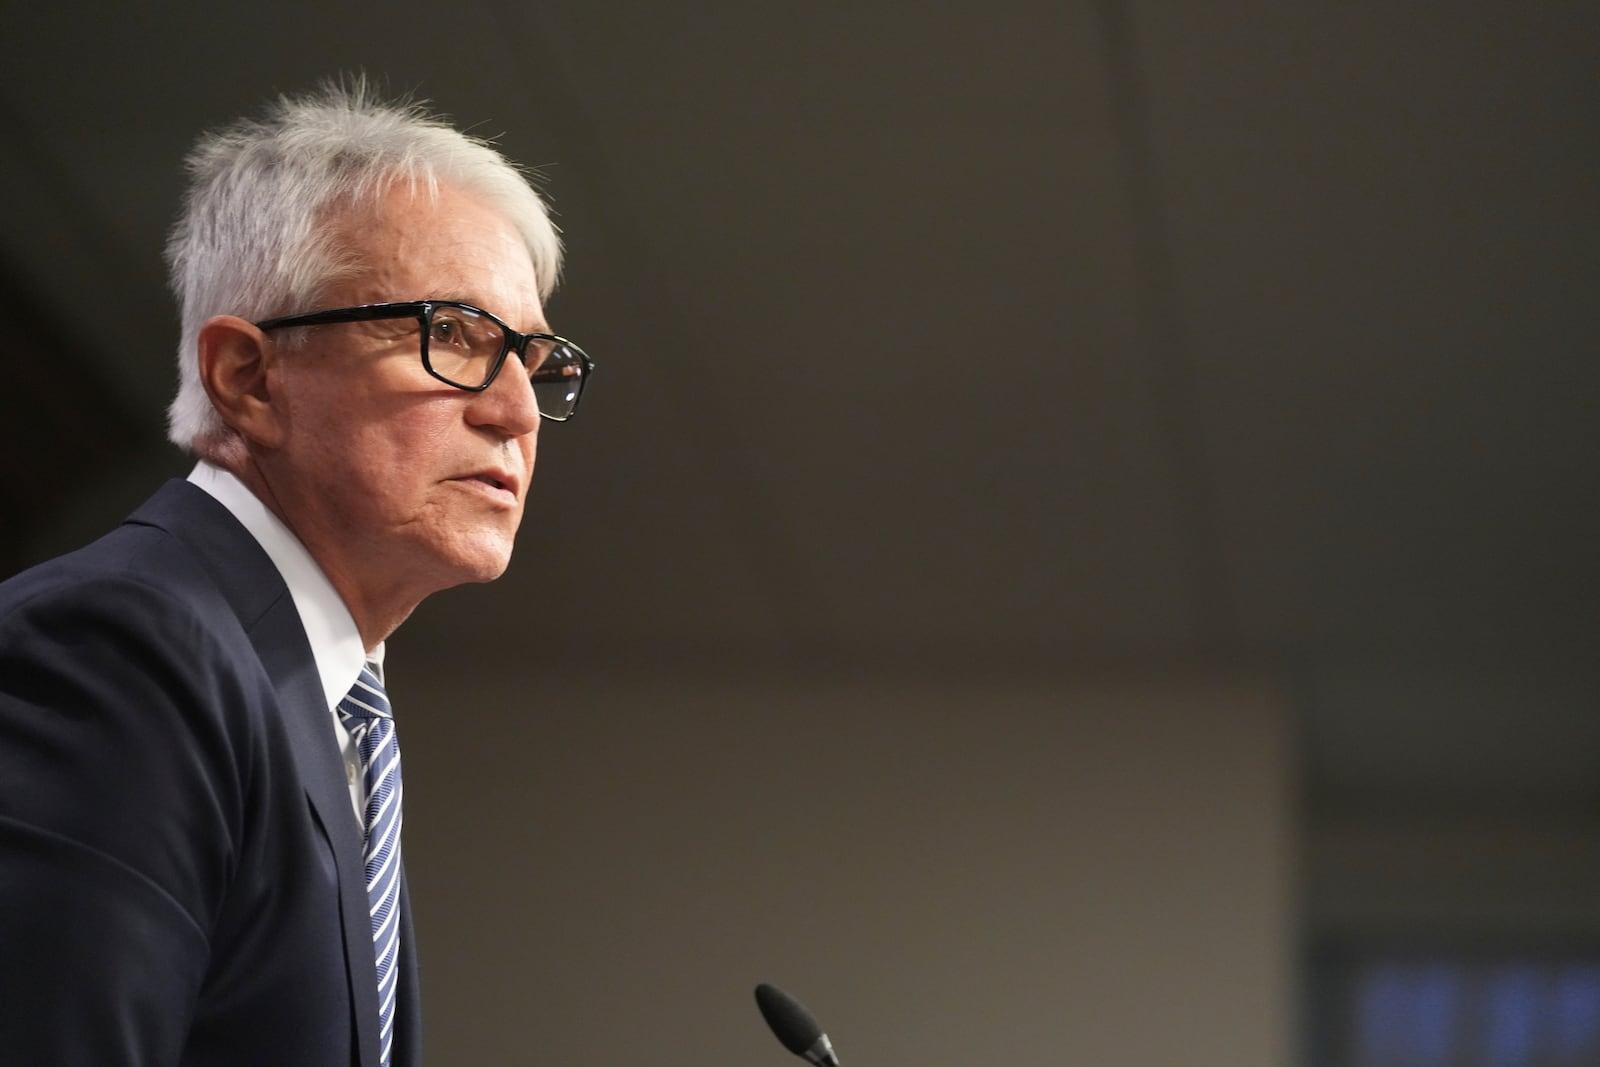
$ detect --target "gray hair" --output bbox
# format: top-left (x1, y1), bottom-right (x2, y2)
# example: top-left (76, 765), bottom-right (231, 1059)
top-left (164, 77), bottom-right (563, 451)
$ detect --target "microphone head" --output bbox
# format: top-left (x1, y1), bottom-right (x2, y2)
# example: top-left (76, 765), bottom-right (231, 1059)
top-left (754, 983), bottom-right (823, 1055)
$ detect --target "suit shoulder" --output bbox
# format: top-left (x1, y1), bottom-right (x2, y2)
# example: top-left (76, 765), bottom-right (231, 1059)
top-left (0, 526), bottom-right (271, 712)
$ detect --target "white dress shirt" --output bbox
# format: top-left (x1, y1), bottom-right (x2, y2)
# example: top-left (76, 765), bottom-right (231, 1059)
top-left (188, 460), bottom-right (381, 819)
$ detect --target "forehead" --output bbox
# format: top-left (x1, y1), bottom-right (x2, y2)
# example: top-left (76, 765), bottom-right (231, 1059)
top-left (326, 181), bottom-right (544, 327)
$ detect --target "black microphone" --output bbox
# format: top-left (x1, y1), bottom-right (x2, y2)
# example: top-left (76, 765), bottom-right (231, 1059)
top-left (754, 983), bottom-right (842, 1067)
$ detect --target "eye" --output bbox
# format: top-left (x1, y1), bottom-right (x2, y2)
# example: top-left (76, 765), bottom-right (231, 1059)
top-left (523, 338), bottom-right (553, 374)
top-left (430, 311), bottom-right (470, 347)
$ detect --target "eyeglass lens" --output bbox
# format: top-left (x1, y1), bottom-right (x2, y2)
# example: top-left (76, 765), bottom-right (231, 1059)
top-left (423, 305), bottom-right (585, 419)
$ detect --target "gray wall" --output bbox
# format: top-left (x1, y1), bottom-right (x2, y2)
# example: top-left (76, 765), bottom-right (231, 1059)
top-left (401, 666), bottom-right (1293, 1065)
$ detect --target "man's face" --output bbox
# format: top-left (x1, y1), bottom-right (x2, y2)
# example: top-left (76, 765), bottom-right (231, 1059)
top-left (262, 182), bottom-right (546, 616)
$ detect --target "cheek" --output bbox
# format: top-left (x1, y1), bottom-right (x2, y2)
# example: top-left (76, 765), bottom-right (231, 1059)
top-left (278, 366), bottom-right (386, 468)
top-left (361, 411), bottom-right (457, 483)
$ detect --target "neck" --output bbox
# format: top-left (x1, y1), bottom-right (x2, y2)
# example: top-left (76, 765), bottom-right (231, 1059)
top-left (218, 451), bottom-right (423, 650)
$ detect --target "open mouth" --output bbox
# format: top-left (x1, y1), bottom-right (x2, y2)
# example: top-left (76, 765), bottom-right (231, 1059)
top-left (452, 472), bottom-right (517, 501)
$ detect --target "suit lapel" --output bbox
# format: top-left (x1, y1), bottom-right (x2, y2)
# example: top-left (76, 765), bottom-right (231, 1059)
top-left (253, 599), bottom-right (383, 1067)
top-left (130, 481), bottom-right (385, 1067)
top-left (393, 876), bottom-right (422, 1066)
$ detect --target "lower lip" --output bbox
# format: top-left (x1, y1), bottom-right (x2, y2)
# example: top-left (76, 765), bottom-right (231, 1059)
top-left (450, 477), bottom-right (519, 508)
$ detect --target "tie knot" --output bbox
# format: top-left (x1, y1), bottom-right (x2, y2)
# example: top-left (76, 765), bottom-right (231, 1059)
top-left (338, 665), bottom-right (392, 724)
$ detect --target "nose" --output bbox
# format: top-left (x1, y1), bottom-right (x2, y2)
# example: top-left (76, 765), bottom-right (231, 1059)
top-left (466, 356), bottom-right (541, 438)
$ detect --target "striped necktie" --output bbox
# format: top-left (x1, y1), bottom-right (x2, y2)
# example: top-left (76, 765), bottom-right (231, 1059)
top-left (337, 665), bottom-right (404, 1067)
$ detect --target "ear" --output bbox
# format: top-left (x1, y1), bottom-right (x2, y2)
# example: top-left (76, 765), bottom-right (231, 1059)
top-left (198, 316), bottom-right (287, 449)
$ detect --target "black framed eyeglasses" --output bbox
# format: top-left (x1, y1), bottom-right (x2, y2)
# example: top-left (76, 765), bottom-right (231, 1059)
top-left (255, 300), bottom-right (593, 422)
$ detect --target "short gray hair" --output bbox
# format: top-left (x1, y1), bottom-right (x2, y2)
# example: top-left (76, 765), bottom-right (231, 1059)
top-left (164, 77), bottom-right (563, 451)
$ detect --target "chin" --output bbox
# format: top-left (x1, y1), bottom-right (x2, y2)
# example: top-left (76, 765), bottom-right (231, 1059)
top-left (446, 539), bottom-right (516, 586)
top-left (411, 521), bottom-right (519, 590)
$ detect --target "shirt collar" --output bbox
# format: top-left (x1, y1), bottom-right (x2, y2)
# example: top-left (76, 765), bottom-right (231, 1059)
top-left (187, 460), bottom-right (383, 710)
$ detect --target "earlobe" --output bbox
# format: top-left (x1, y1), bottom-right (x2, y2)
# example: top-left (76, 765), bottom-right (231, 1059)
top-left (198, 316), bottom-right (286, 449)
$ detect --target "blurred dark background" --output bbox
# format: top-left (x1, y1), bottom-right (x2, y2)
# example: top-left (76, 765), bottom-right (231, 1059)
top-left (2, 3), bottom-right (1596, 1063)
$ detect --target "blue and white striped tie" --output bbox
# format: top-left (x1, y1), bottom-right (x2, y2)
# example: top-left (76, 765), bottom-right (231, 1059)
top-left (337, 665), bottom-right (404, 1067)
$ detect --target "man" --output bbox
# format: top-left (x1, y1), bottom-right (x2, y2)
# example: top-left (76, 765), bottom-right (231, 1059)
top-left (0, 82), bottom-right (591, 1065)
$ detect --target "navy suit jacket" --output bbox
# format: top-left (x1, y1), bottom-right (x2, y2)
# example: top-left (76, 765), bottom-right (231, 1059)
top-left (0, 480), bottom-right (421, 1066)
